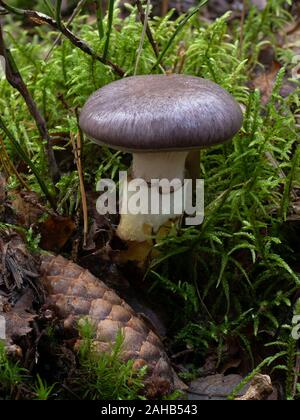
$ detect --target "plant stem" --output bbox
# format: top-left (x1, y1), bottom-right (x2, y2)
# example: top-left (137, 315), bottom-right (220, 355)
top-left (71, 129), bottom-right (88, 248)
top-left (56, 0), bottom-right (63, 28)
top-left (42, 0), bottom-right (55, 17)
top-left (0, 22), bottom-right (60, 184)
top-left (0, 117), bottom-right (56, 209)
top-left (45, 0), bottom-right (88, 61)
top-left (134, 0), bottom-right (151, 75)
top-left (161, 0), bottom-right (169, 17)
top-left (239, 0), bottom-right (247, 59)
top-left (96, 0), bottom-right (105, 40)
top-left (0, 135), bottom-right (31, 191)
top-left (103, 0), bottom-right (115, 61)
top-left (136, 0), bottom-right (161, 60)
top-left (152, 0), bottom-right (208, 71)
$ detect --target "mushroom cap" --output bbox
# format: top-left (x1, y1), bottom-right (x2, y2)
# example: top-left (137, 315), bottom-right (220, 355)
top-left (79, 75), bottom-right (243, 152)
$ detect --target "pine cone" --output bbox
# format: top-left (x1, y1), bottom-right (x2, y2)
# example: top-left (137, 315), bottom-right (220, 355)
top-left (40, 255), bottom-right (184, 397)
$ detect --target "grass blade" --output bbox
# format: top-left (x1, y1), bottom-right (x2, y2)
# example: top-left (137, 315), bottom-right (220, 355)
top-left (96, 0), bottom-right (105, 40)
top-left (0, 117), bottom-right (56, 209)
top-left (152, 0), bottom-right (208, 71)
top-left (56, 0), bottom-right (63, 28)
top-left (281, 145), bottom-right (300, 221)
top-left (103, 0), bottom-right (115, 61)
top-left (42, 0), bottom-right (55, 17)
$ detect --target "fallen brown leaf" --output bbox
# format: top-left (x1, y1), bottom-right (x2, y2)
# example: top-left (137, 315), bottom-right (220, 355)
top-left (39, 215), bottom-right (75, 252)
top-left (0, 230), bottom-right (43, 301)
top-left (0, 231), bottom-right (42, 346)
top-left (2, 289), bottom-right (37, 345)
top-left (10, 191), bottom-right (44, 228)
top-left (253, 61), bottom-right (282, 104)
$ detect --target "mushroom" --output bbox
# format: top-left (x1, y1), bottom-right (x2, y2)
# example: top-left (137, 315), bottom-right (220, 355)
top-left (80, 75), bottom-right (243, 251)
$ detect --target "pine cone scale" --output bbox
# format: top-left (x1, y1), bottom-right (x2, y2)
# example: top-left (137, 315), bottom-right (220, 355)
top-left (40, 255), bottom-right (184, 396)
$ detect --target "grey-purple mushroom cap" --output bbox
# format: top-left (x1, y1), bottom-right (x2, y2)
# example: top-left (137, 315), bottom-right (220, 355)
top-left (79, 74), bottom-right (243, 152)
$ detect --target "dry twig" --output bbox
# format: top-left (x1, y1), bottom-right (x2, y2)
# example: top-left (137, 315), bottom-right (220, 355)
top-left (161, 0), bottom-right (169, 17)
top-left (136, 0), bottom-right (161, 61)
top-left (134, 0), bottom-right (151, 75)
top-left (45, 0), bottom-right (88, 62)
top-left (71, 130), bottom-right (88, 248)
top-left (0, 136), bottom-right (31, 191)
top-left (0, 0), bottom-right (125, 77)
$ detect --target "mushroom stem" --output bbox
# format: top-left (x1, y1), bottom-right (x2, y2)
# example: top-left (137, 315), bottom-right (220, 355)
top-left (132, 151), bottom-right (188, 182)
top-left (116, 151), bottom-right (189, 245)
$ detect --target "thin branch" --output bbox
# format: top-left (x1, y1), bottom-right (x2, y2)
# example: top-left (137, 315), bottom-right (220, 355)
top-left (0, 0), bottom-right (125, 77)
top-left (239, 0), bottom-right (247, 59)
top-left (45, 0), bottom-right (88, 61)
top-left (287, 20), bottom-right (300, 35)
top-left (134, 0), bottom-right (151, 75)
top-left (265, 151), bottom-right (297, 200)
top-left (71, 130), bottom-right (88, 248)
top-left (0, 22), bottom-right (60, 183)
top-left (172, 41), bottom-right (186, 74)
top-left (0, 116), bottom-right (56, 209)
top-left (136, 0), bottom-right (160, 60)
top-left (152, 1), bottom-right (208, 71)
top-left (0, 135), bottom-right (31, 191)
top-left (161, 0), bottom-right (169, 17)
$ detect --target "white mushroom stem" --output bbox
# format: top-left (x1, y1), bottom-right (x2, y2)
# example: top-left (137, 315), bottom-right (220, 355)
top-left (117, 151), bottom-right (189, 243)
top-left (132, 151), bottom-right (188, 183)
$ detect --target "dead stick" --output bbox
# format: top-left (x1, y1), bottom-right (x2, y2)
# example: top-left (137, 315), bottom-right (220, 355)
top-left (0, 23), bottom-right (60, 183)
top-left (45, 0), bottom-right (88, 62)
top-left (0, 0), bottom-right (125, 77)
top-left (134, 0), bottom-right (151, 75)
top-left (239, 0), bottom-right (247, 58)
top-left (71, 132), bottom-right (88, 247)
top-left (172, 41), bottom-right (186, 74)
top-left (0, 135), bottom-right (31, 191)
top-left (0, 142), bottom-right (14, 184)
top-left (136, 0), bottom-right (161, 61)
top-left (161, 0), bottom-right (169, 17)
